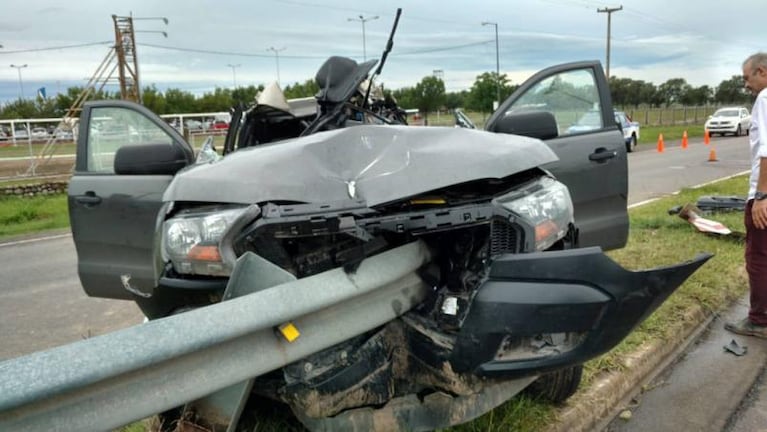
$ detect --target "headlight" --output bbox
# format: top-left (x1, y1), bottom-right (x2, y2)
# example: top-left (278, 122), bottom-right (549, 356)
top-left (496, 177), bottom-right (574, 251)
top-left (163, 206), bottom-right (249, 276)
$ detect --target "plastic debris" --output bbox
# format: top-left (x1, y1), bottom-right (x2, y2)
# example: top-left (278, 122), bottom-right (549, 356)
top-left (723, 339), bottom-right (748, 356)
top-left (619, 410), bottom-right (633, 421)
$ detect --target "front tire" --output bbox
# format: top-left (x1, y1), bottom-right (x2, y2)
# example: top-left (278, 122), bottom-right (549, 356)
top-left (626, 134), bottom-right (637, 152)
top-left (526, 364), bottom-right (583, 403)
top-left (735, 125), bottom-right (742, 137)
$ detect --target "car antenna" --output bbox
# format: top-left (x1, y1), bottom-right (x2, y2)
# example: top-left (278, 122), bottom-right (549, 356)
top-left (363, 8), bottom-right (401, 110)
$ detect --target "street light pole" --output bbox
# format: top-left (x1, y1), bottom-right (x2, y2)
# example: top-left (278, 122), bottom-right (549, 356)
top-left (10, 64), bottom-right (28, 99)
top-left (267, 47), bottom-right (286, 86)
top-left (347, 15), bottom-right (379, 61)
top-left (481, 22), bottom-right (500, 110)
top-left (597, 5), bottom-right (622, 80)
top-left (226, 63), bottom-right (241, 88)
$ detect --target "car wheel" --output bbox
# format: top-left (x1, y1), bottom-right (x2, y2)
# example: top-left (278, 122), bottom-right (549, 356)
top-left (627, 134), bottom-right (637, 153)
top-left (736, 125), bottom-right (742, 137)
top-left (525, 364), bottom-right (583, 403)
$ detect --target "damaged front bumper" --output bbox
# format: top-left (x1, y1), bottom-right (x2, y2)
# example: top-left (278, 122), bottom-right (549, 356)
top-left (447, 247), bottom-right (712, 376)
top-left (282, 246), bottom-right (711, 432)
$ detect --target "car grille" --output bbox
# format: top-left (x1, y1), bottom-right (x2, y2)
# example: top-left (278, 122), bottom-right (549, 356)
top-left (490, 219), bottom-right (521, 255)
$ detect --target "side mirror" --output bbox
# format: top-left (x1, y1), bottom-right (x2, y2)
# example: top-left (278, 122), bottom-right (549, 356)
top-left (489, 111), bottom-right (558, 140)
top-left (114, 143), bottom-right (191, 175)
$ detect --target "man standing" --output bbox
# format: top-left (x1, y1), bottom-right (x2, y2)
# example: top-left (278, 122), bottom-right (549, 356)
top-left (726, 53), bottom-right (767, 337)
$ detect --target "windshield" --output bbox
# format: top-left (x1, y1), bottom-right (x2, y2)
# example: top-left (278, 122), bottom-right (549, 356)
top-left (714, 109), bottom-right (739, 117)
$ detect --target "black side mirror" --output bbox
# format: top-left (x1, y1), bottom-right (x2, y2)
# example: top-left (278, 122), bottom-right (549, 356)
top-left (114, 143), bottom-right (191, 175)
top-left (489, 111), bottom-right (558, 140)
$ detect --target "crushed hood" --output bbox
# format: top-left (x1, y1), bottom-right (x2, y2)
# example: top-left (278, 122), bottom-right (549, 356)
top-left (164, 125), bottom-right (558, 207)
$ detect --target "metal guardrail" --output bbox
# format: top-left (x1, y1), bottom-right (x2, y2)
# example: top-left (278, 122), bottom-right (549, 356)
top-left (0, 241), bottom-right (431, 432)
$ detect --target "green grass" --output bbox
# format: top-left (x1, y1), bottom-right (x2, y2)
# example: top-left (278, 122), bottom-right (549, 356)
top-left (0, 141), bottom-right (76, 158)
top-left (0, 194), bottom-right (69, 237)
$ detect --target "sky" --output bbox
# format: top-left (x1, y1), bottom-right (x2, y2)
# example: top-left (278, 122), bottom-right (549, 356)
top-left (0, 0), bottom-right (764, 103)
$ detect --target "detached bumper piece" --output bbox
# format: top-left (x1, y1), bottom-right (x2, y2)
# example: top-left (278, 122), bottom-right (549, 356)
top-left (450, 247), bottom-right (712, 376)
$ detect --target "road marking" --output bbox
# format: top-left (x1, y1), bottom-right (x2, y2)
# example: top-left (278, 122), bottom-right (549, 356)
top-left (628, 169), bottom-right (750, 209)
top-left (0, 233), bottom-right (72, 248)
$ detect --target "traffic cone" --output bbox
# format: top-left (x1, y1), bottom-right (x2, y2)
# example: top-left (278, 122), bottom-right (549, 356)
top-left (657, 133), bottom-right (665, 153)
top-left (704, 129), bottom-right (710, 145)
top-left (682, 130), bottom-right (688, 149)
top-left (708, 146), bottom-right (718, 162)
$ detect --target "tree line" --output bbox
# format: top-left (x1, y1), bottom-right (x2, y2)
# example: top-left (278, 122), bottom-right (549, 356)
top-left (0, 72), bottom-right (753, 121)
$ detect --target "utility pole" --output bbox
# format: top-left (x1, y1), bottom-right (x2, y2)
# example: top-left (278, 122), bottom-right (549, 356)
top-left (226, 63), bottom-right (241, 88)
top-left (10, 64), bottom-right (27, 99)
top-left (482, 21), bottom-right (500, 110)
top-left (597, 5), bottom-right (622, 80)
top-left (112, 14), bottom-right (168, 103)
top-left (267, 47), bottom-right (285, 86)
top-left (348, 15), bottom-right (379, 61)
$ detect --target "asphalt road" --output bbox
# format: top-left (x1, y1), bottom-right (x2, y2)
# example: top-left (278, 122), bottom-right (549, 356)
top-left (628, 134), bottom-right (751, 205)
top-left (0, 232), bottom-right (144, 361)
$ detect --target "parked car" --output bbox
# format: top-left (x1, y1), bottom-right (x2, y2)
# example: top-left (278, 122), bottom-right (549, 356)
top-left (53, 128), bottom-right (74, 140)
top-left (615, 111), bottom-right (640, 152)
top-left (67, 50), bottom-right (709, 431)
top-left (31, 127), bottom-right (49, 141)
top-left (211, 119), bottom-right (229, 130)
top-left (184, 119), bottom-right (204, 130)
top-left (705, 107), bottom-right (751, 137)
top-left (13, 128), bottom-right (29, 140)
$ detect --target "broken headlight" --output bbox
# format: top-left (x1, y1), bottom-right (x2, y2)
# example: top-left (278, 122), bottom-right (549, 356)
top-left (495, 177), bottom-right (573, 251)
top-left (162, 206), bottom-right (249, 276)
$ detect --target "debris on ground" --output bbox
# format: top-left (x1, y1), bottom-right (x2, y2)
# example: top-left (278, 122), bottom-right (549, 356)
top-left (675, 203), bottom-right (746, 239)
top-left (723, 339), bottom-right (748, 356)
top-left (668, 195), bottom-right (746, 216)
top-left (619, 410), bottom-right (633, 421)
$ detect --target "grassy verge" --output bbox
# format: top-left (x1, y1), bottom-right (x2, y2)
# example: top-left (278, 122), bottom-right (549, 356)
top-left (0, 194), bottom-right (69, 238)
top-left (0, 176), bottom-right (749, 431)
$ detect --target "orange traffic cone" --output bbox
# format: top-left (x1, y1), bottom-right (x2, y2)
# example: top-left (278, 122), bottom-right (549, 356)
top-left (708, 147), bottom-right (718, 162)
top-left (657, 133), bottom-right (665, 153)
top-left (682, 130), bottom-right (688, 149)
top-left (704, 129), bottom-right (710, 145)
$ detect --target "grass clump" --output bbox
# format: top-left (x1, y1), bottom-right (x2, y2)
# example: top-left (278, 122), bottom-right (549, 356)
top-left (0, 194), bottom-right (69, 238)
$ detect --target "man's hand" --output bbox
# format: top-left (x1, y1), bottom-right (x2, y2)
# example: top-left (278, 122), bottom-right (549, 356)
top-left (754, 199), bottom-right (767, 229)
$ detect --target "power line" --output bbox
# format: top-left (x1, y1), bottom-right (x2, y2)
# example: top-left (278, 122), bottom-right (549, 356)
top-left (136, 40), bottom-right (494, 59)
top-left (0, 41), bottom-right (112, 54)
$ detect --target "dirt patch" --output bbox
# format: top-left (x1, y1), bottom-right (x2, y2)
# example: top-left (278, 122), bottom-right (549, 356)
top-left (0, 157), bottom-right (73, 181)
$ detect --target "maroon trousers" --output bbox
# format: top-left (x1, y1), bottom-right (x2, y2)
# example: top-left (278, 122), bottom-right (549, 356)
top-left (746, 200), bottom-right (767, 325)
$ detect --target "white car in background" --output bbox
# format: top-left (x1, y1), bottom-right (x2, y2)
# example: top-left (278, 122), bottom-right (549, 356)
top-left (705, 107), bottom-right (751, 137)
top-left (615, 111), bottom-right (640, 152)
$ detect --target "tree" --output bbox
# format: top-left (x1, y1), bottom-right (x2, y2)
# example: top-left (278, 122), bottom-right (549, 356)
top-left (466, 72), bottom-right (515, 113)
top-left (197, 87), bottom-right (233, 112)
top-left (444, 91), bottom-right (467, 110)
top-left (657, 78), bottom-right (691, 107)
top-left (715, 75), bottom-right (751, 105)
top-left (392, 87), bottom-right (418, 111)
top-left (283, 79), bottom-right (319, 99)
top-left (165, 88), bottom-right (198, 113)
top-left (412, 76), bottom-right (446, 125)
top-left (0, 99), bottom-right (37, 119)
top-left (141, 85), bottom-right (167, 114)
top-left (680, 85), bottom-right (712, 106)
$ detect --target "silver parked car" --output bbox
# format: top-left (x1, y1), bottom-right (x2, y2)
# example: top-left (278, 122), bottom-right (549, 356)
top-left (705, 107), bottom-right (751, 137)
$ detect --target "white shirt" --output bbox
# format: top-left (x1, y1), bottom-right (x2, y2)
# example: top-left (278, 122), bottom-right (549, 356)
top-left (749, 87), bottom-right (767, 199)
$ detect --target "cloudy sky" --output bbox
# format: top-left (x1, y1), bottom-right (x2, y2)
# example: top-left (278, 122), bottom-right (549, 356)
top-left (0, 0), bottom-right (764, 102)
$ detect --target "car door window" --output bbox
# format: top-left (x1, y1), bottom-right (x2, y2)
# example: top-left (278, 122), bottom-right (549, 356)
top-left (503, 69), bottom-right (603, 137)
top-left (87, 106), bottom-right (174, 173)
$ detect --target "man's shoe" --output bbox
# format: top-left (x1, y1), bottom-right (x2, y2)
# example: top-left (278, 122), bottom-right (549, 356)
top-left (725, 317), bottom-right (767, 338)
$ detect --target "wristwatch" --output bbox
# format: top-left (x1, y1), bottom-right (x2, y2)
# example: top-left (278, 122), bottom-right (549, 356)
top-left (756, 191), bottom-right (767, 201)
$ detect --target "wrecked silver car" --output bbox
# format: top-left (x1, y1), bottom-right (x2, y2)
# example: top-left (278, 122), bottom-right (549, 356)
top-left (65, 14), bottom-right (710, 432)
